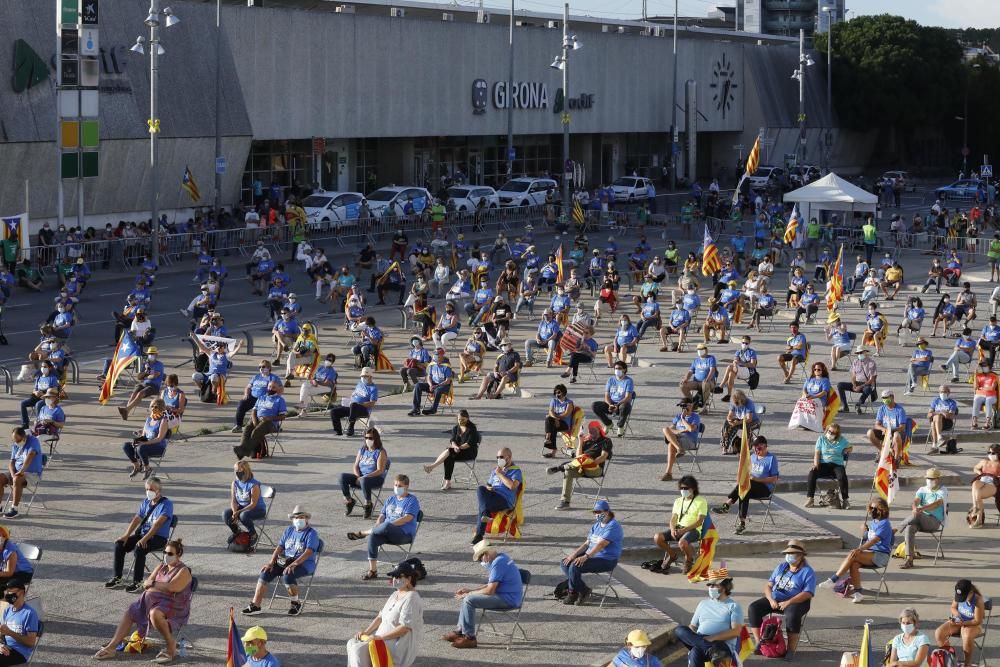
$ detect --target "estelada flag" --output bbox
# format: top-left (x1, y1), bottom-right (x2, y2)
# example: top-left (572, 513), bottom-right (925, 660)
top-left (555, 244), bottom-right (564, 283)
top-left (225, 608), bottom-right (248, 667)
top-left (783, 205), bottom-right (801, 244)
top-left (686, 513), bottom-right (719, 582)
top-left (98, 331), bottom-right (141, 405)
top-left (701, 224), bottom-right (721, 277)
top-left (182, 166), bottom-right (201, 203)
top-left (874, 423), bottom-right (898, 505)
top-left (736, 418), bottom-right (751, 500)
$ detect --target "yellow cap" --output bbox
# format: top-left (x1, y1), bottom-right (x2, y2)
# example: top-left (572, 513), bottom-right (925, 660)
top-left (146, 346), bottom-right (159, 354)
top-left (626, 629), bottom-right (652, 647)
top-left (241, 626), bottom-right (267, 642)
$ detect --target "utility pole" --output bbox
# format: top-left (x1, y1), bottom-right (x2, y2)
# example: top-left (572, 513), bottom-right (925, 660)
top-left (506, 0), bottom-right (514, 178)
top-left (214, 0), bottom-right (222, 220)
top-left (560, 2), bottom-right (570, 216)
top-left (149, 0), bottom-right (161, 264)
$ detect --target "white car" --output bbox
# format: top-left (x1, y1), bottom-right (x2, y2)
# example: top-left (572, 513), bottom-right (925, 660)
top-left (747, 166), bottom-right (784, 189)
top-left (611, 176), bottom-right (654, 202)
top-left (301, 191), bottom-right (366, 228)
top-left (365, 186), bottom-right (433, 217)
top-left (446, 185), bottom-right (499, 211)
top-left (496, 177), bottom-right (558, 207)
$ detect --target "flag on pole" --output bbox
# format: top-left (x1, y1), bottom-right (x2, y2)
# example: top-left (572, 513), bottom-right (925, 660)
top-left (686, 513), bottom-right (719, 582)
top-left (736, 418), bottom-right (751, 500)
top-left (826, 243), bottom-right (844, 312)
top-left (555, 244), bottom-right (564, 283)
top-left (1, 213), bottom-right (28, 262)
top-left (874, 424), bottom-right (899, 505)
top-left (181, 166), bottom-right (201, 203)
top-left (736, 625), bottom-right (756, 666)
top-left (98, 331), bottom-right (141, 405)
top-left (225, 608), bottom-right (248, 667)
top-left (783, 205), bottom-right (801, 244)
top-left (732, 134), bottom-right (762, 207)
top-left (701, 224), bottom-right (721, 277)
top-left (572, 200), bottom-right (585, 226)
top-left (858, 620), bottom-right (873, 667)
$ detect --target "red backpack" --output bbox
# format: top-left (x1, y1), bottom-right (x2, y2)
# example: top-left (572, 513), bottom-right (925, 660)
top-left (758, 616), bottom-right (787, 658)
top-left (928, 646), bottom-right (958, 667)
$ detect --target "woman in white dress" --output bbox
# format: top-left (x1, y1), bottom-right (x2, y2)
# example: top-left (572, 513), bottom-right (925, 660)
top-left (347, 560), bottom-right (424, 667)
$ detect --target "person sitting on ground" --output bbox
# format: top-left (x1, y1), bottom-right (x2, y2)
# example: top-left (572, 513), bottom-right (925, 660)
top-left (469, 340), bottom-right (521, 401)
top-left (225, 461), bottom-right (267, 547)
top-left (409, 348), bottom-right (453, 417)
top-left (349, 474), bottom-right (421, 582)
top-left (896, 468), bottom-right (947, 570)
top-left (423, 410), bottom-right (480, 491)
top-left (826, 318), bottom-right (853, 371)
top-left (649, 475), bottom-right (706, 575)
top-left (94, 538), bottom-right (191, 662)
top-left (346, 559), bottom-right (424, 667)
top-left (297, 353), bottom-right (337, 414)
top-left (340, 427), bottom-right (389, 519)
top-left (661, 399), bottom-right (701, 482)
top-left (117, 346), bottom-right (165, 421)
top-left (241, 505), bottom-right (320, 617)
top-left (778, 322), bottom-right (808, 384)
top-left (234, 381), bottom-right (286, 460)
top-left (804, 423), bottom-right (852, 510)
top-left (818, 497), bottom-right (892, 603)
top-left (442, 541), bottom-right (524, 650)
top-left (558, 499), bottom-right (623, 606)
top-left (594, 361), bottom-right (635, 437)
top-left (675, 568), bottom-right (744, 667)
top-left (608, 629), bottom-right (664, 667)
top-left (934, 579), bottom-right (986, 667)
top-left (969, 444), bottom-right (1000, 528)
top-left (713, 435), bottom-right (779, 535)
top-left (331, 367), bottom-right (378, 437)
top-left (105, 477), bottom-right (173, 593)
top-left (123, 398), bottom-right (171, 481)
top-left (525, 310), bottom-right (562, 368)
top-left (970, 363), bottom-right (998, 430)
top-left (867, 390), bottom-right (908, 460)
top-left (928, 385), bottom-right (958, 451)
top-left (605, 315), bottom-right (639, 367)
top-left (747, 540), bottom-right (815, 661)
top-left (905, 337), bottom-right (934, 395)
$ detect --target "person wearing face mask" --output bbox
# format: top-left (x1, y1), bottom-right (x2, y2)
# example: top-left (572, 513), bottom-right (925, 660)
top-left (661, 399), bottom-right (701, 482)
top-left (179, 283), bottom-right (214, 322)
top-left (409, 349), bottom-right (453, 417)
top-left (897, 468), bottom-right (947, 570)
top-left (423, 410), bottom-right (480, 490)
top-left (30, 388), bottom-right (64, 440)
top-left (819, 497), bottom-right (893, 603)
top-left (678, 282), bottom-right (702, 321)
top-left (331, 367), bottom-right (379, 437)
top-left (650, 476), bottom-right (706, 574)
top-left (117, 347), bottom-right (166, 421)
top-left (0, 524), bottom-right (33, 592)
top-left (49, 300), bottom-right (74, 340)
top-left (444, 540), bottom-right (523, 649)
top-left (233, 361), bottom-right (284, 433)
top-left (159, 374), bottom-right (187, 433)
top-left (400, 337), bottom-right (431, 391)
top-left (243, 506), bottom-right (320, 617)
top-left (348, 474), bottom-right (421, 581)
top-left (525, 310), bottom-right (562, 368)
top-left (718, 336), bottom-right (758, 402)
top-left (296, 353), bottom-right (337, 415)
top-left (225, 461), bottom-right (267, 546)
top-left (887, 608), bottom-right (930, 667)
top-left (0, 429), bottom-right (43, 520)
top-left (241, 625), bottom-right (282, 667)
top-left (470, 340), bottom-right (521, 400)
top-left (932, 295), bottom-right (958, 337)
top-left (271, 308), bottom-right (301, 367)
top-left (861, 302), bottom-right (887, 356)
top-left (968, 444), bottom-right (1000, 528)
top-left (866, 389), bottom-right (908, 460)
top-left (970, 363), bottom-right (999, 431)
top-left (608, 628), bottom-right (663, 667)
top-left (859, 270), bottom-right (880, 308)
top-left (283, 322), bottom-right (319, 387)
top-left (0, 582), bottom-right (39, 665)
top-left (431, 301), bottom-right (462, 350)
top-left (346, 559), bottom-right (423, 667)
top-left (700, 299), bottom-right (731, 345)
top-left (352, 317), bottom-right (384, 370)
top-left (122, 398), bottom-right (171, 481)
top-left (954, 282), bottom-right (977, 326)
top-left (234, 381), bottom-right (287, 460)
top-left (679, 344), bottom-right (717, 414)
top-left (340, 427), bottom-right (389, 518)
top-left (897, 297), bottom-right (926, 341)
top-left (542, 384), bottom-right (576, 458)
top-left (904, 337), bottom-right (934, 395)
top-left (824, 318), bottom-right (853, 371)
top-left (658, 301), bottom-right (691, 352)
top-left (675, 568), bottom-right (743, 667)
top-left (470, 448), bottom-right (522, 544)
top-left (128, 308), bottom-right (155, 349)
top-left (777, 322), bottom-right (808, 384)
top-left (95, 538), bottom-right (192, 662)
top-left (927, 385), bottom-right (959, 451)
top-left (713, 435), bottom-right (778, 534)
top-left (747, 540), bottom-right (815, 659)
top-left (18, 362), bottom-right (58, 430)
top-left (881, 261), bottom-right (904, 301)
top-left (604, 315), bottom-right (639, 368)
top-left (594, 361), bottom-right (636, 437)
top-left (105, 477), bottom-right (173, 593)
top-left (558, 500), bottom-right (623, 606)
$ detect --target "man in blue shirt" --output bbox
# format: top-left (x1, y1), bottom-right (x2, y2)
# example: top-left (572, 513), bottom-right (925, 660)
top-left (18, 361), bottom-right (58, 430)
top-left (271, 309), bottom-right (302, 366)
top-left (243, 505), bottom-right (320, 617)
top-left (680, 343), bottom-right (717, 413)
top-left (350, 474), bottom-right (421, 580)
top-left (559, 499), bottom-right (623, 605)
top-left (593, 361), bottom-right (635, 437)
top-left (234, 360), bottom-right (284, 433)
top-left (718, 335), bottom-right (758, 402)
top-left (410, 348), bottom-right (453, 416)
top-left (106, 477), bottom-right (173, 593)
top-left (331, 367), bottom-right (378, 437)
top-left (471, 448), bottom-right (522, 544)
top-left (867, 389), bottom-right (908, 460)
top-left (352, 317), bottom-right (383, 369)
top-left (524, 310), bottom-right (562, 368)
top-left (118, 346), bottom-right (165, 421)
top-left (675, 568), bottom-right (744, 667)
top-left (713, 435), bottom-right (779, 535)
top-left (445, 541), bottom-right (524, 649)
top-left (234, 381), bottom-right (287, 460)
top-left (659, 302), bottom-right (691, 351)
top-left (777, 322), bottom-right (808, 384)
top-left (0, 582), bottom-right (39, 664)
top-left (979, 315), bottom-right (1000, 369)
top-left (0, 427), bottom-right (43, 519)
top-left (905, 337), bottom-right (934, 395)
top-left (927, 384), bottom-right (959, 451)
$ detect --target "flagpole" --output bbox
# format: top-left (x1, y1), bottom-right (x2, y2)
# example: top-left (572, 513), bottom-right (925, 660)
top-left (23, 180), bottom-right (29, 261)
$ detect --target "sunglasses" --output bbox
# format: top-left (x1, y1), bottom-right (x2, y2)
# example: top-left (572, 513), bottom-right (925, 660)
top-left (164, 551), bottom-right (177, 556)
top-left (679, 487), bottom-right (691, 491)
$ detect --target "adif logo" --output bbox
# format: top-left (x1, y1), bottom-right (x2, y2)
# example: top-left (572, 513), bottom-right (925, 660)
top-left (12, 39), bottom-right (49, 93)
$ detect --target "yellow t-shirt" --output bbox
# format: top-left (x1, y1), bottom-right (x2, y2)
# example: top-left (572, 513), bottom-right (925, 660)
top-left (671, 495), bottom-right (708, 529)
top-left (885, 267), bottom-right (902, 282)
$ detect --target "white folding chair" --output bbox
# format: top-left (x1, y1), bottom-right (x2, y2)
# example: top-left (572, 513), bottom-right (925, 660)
top-left (2, 457), bottom-right (47, 516)
top-left (20, 543), bottom-right (41, 603)
top-left (453, 459), bottom-right (480, 489)
top-left (255, 485), bottom-right (277, 548)
top-left (377, 510), bottom-right (424, 568)
top-left (477, 568), bottom-right (530, 649)
top-left (677, 423), bottom-right (705, 473)
top-left (269, 538), bottom-right (324, 610)
top-left (265, 422), bottom-right (286, 456)
top-left (916, 496), bottom-right (947, 565)
top-left (860, 559), bottom-right (890, 600)
top-left (126, 515), bottom-right (178, 579)
top-left (746, 494), bottom-right (776, 529)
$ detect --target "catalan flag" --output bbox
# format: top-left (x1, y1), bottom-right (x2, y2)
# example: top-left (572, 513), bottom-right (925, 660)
top-left (225, 608), bottom-right (248, 667)
top-left (874, 423), bottom-right (898, 505)
top-left (555, 243), bottom-right (565, 283)
top-left (732, 134), bottom-right (762, 207)
top-left (858, 620), bottom-right (873, 667)
top-left (736, 418), bottom-right (751, 500)
top-left (686, 513), bottom-right (719, 583)
top-left (736, 625), bottom-right (756, 666)
top-left (98, 331), bottom-right (141, 405)
top-left (1, 213), bottom-right (27, 249)
top-left (181, 166), bottom-right (201, 203)
top-left (572, 200), bottom-right (585, 226)
top-left (701, 224), bottom-right (721, 277)
top-left (783, 205), bottom-right (800, 244)
top-left (823, 388), bottom-right (841, 429)
top-left (215, 375), bottom-right (229, 406)
top-left (369, 638), bottom-right (394, 667)
top-left (826, 243), bottom-right (844, 312)
top-left (485, 470), bottom-right (524, 539)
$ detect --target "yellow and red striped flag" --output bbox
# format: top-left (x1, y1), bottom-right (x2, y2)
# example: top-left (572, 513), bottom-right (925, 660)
top-left (555, 244), bottom-right (564, 283)
top-left (736, 418), bottom-right (751, 500)
top-left (181, 166), bottom-right (201, 203)
top-left (737, 625), bottom-right (756, 666)
top-left (368, 638), bottom-right (394, 667)
top-left (874, 423), bottom-right (898, 504)
top-left (98, 332), bottom-right (141, 405)
top-left (783, 205), bottom-right (801, 244)
top-left (745, 135), bottom-right (761, 177)
top-left (572, 200), bottom-right (585, 226)
top-left (701, 224), bottom-right (721, 277)
top-left (826, 243), bottom-right (844, 312)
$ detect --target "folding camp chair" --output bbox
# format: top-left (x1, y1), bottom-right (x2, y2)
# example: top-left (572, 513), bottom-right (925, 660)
top-left (454, 459), bottom-right (480, 488)
top-left (20, 543), bottom-right (41, 602)
top-left (351, 480), bottom-right (386, 513)
top-left (265, 421), bottom-right (286, 456)
top-left (175, 576), bottom-right (198, 657)
top-left (255, 485), bottom-right (277, 548)
top-left (621, 396), bottom-right (638, 438)
top-left (377, 510), bottom-right (424, 568)
top-left (2, 456), bottom-right (48, 516)
top-left (477, 568), bottom-right (530, 649)
top-left (743, 494), bottom-right (776, 530)
top-left (974, 597), bottom-right (992, 667)
top-left (269, 539), bottom-right (324, 610)
top-left (573, 458), bottom-right (613, 500)
top-left (24, 620), bottom-right (43, 665)
top-left (677, 423), bottom-right (706, 473)
top-left (597, 564), bottom-right (620, 609)
top-left (126, 515), bottom-right (178, 579)
top-left (860, 559), bottom-right (890, 600)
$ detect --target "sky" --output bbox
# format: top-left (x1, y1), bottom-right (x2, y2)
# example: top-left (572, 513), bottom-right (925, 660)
top-left (458, 0), bottom-right (1000, 29)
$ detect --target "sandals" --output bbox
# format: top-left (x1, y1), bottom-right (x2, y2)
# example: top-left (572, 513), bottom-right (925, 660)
top-left (93, 646), bottom-right (116, 660)
top-left (155, 651), bottom-right (177, 664)
top-left (347, 531), bottom-right (365, 541)
top-left (899, 559), bottom-right (914, 570)
top-left (361, 569), bottom-right (379, 580)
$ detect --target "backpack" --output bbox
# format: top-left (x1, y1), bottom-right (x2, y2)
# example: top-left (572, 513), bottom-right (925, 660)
top-left (747, 369), bottom-right (761, 390)
top-left (228, 531), bottom-right (253, 553)
top-left (929, 646), bottom-right (958, 667)
top-left (758, 616), bottom-right (786, 658)
top-left (553, 580), bottom-right (569, 599)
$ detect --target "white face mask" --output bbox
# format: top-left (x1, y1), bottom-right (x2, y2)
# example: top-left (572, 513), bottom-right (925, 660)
top-left (901, 623), bottom-right (915, 635)
top-left (698, 350), bottom-right (707, 357)
top-left (164, 554), bottom-right (179, 565)
top-left (323, 361), bottom-right (333, 367)
top-left (785, 554), bottom-right (799, 565)
top-left (708, 587), bottom-right (722, 600)
top-left (40, 367), bottom-right (50, 375)
top-left (147, 355), bottom-right (157, 362)
top-left (496, 457), bottom-right (506, 468)
top-left (45, 399), bottom-right (56, 408)
top-left (990, 454), bottom-right (999, 462)
top-left (939, 393), bottom-right (949, 401)
top-left (292, 518), bottom-right (307, 530)
top-left (741, 343), bottom-right (749, 349)
top-left (630, 647), bottom-right (648, 659)
top-left (680, 489), bottom-right (692, 498)
top-left (145, 490), bottom-right (157, 501)
top-left (393, 486), bottom-right (406, 497)
top-left (614, 369), bottom-right (625, 379)
top-left (480, 560), bottom-right (490, 569)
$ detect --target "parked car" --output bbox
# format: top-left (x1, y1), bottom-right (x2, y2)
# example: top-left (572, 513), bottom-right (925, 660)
top-left (496, 177), bottom-right (558, 207)
top-left (365, 186), bottom-right (433, 217)
top-left (446, 185), bottom-right (499, 211)
top-left (301, 191), bottom-right (366, 228)
top-left (789, 165), bottom-right (821, 188)
top-left (611, 176), bottom-right (654, 202)
top-left (879, 170), bottom-right (916, 192)
top-left (747, 166), bottom-right (784, 189)
top-left (935, 179), bottom-right (982, 201)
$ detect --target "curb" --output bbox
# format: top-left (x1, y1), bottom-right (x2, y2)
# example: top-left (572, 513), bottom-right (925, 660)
top-left (771, 472), bottom-right (963, 494)
top-left (621, 534), bottom-right (843, 562)
top-left (592, 623), bottom-right (681, 667)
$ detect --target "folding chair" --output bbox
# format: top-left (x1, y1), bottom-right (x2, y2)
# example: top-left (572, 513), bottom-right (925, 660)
top-left (20, 543), bottom-right (41, 602)
top-left (860, 559), bottom-right (890, 600)
top-left (573, 458), bottom-right (613, 500)
top-left (126, 515), bottom-right (178, 579)
top-left (974, 597), bottom-right (992, 667)
top-left (597, 564), bottom-right (620, 610)
top-left (351, 480), bottom-right (386, 513)
top-left (265, 421), bottom-right (286, 456)
top-left (744, 494), bottom-right (776, 529)
top-left (255, 485), bottom-right (277, 548)
top-left (24, 620), bottom-right (43, 665)
top-left (269, 538), bottom-right (324, 610)
top-left (146, 447), bottom-right (171, 481)
top-left (175, 576), bottom-right (198, 656)
top-left (2, 456), bottom-right (48, 516)
top-left (454, 459), bottom-right (480, 488)
top-left (677, 423), bottom-right (705, 473)
top-left (377, 510), bottom-right (424, 568)
top-left (622, 396), bottom-right (638, 438)
top-left (477, 568), bottom-right (530, 649)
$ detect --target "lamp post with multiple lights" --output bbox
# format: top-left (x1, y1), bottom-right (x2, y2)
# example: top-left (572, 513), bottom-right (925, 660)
top-left (550, 2), bottom-right (580, 217)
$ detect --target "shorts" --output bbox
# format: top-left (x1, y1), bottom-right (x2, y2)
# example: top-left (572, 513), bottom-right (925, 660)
top-left (869, 550), bottom-right (890, 569)
top-left (677, 433), bottom-right (698, 450)
top-left (259, 561), bottom-right (314, 586)
top-left (939, 418), bottom-right (954, 431)
top-left (735, 366), bottom-right (752, 380)
top-left (833, 344), bottom-right (852, 355)
top-left (135, 383), bottom-right (158, 397)
top-left (779, 353), bottom-right (804, 363)
top-left (659, 529), bottom-right (700, 545)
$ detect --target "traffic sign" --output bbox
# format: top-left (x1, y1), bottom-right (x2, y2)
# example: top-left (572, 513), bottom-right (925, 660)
top-left (982, 165), bottom-right (993, 178)
top-left (215, 157), bottom-right (227, 175)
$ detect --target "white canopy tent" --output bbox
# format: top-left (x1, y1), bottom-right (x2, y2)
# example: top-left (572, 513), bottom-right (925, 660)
top-left (783, 173), bottom-right (878, 226)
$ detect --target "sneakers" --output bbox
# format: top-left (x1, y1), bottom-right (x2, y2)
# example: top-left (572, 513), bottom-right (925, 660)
top-left (852, 591), bottom-right (864, 603)
top-left (231, 425), bottom-right (242, 433)
top-left (554, 501), bottom-right (570, 510)
top-left (124, 581), bottom-right (142, 594)
top-left (562, 592), bottom-right (579, 605)
top-left (735, 520), bottom-right (746, 535)
top-left (712, 504), bottom-right (731, 514)
top-left (288, 601), bottom-right (303, 616)
top-left (575, 589), bottom-right (592, 606)
top-left (344, 499), bottom-right (356, 516)
top-left (818, 578), bottom-right (835, 589)
top-left (546, 466), bottom-right (561, 475)
top-left (615, 426), bottom-right (625, 437)
top-left (241, 603), bottom-right (263, 616)
top-left (803, 497), bottom-right (815, 508)
top-left (104, 576), bottom-right (124, 589)
top-left (3, 508), bottom-right (18, 519)
top-left (842, 499), bottom-right (851, 510)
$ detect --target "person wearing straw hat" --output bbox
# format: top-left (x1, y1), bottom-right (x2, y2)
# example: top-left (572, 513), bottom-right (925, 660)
top-left (904, 337), bottom-right (934, 396)
top-left (557, 500), bottom-right (623, 606)
top-left (242, 625), bottom-right (281, 667)
top-left (896, 468), bottom-right (947, 570)
top-left (30, 388), bottom-right (65, 439)
top-left (607, 628), bottom-right (663, 667)
top-left (442, 541), bottom-right (523, 649)
top-left (747, 539), bottom-right (816, 660)
top-left (346, 560), bottom-right (423, 667)
top-left (241, 505), bottom-right (320, 617)
top-left (675, 568), bottom-right (743, 667)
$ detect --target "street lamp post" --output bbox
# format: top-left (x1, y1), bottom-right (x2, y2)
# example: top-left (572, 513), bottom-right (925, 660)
top-left (550, 3), bottom-right (580, 217)
top-left (670, 0), bottom-right (678, 191)
top-left (506, 0), bottom-right (514, 179)
top-left (790, 28), bottom-right (814, 168)
top-left (820, 5), bottom-right (834, 173)
top-left (214, 0), bottom-right (222, 221)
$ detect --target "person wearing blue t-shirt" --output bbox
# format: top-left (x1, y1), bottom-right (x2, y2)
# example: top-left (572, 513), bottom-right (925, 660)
top-left (349, 474), bottom-right (421, 581)
top-left (896, 467), bottom-right (947, 570)
top-left (271, 309), bottom-right (302, 365)
top-left (676, 568), bottom-right (744, 667)
top-left (122, 399), bottom-right (171, 482)
top-left (713, 435), bottom-right (779, 534)
top-left (190, 335), bottom-right (232, 400)
top-left (118, 347), bottom-right (166, 421)
top-left (927, 384), bottom-right (959, 451)
top-left (18, 361), bottom-right (58, 430)
top-left (543, 384), bottom-right (576, 456)
top-left (593, 361), bottom-right (635, 436)
top-left (905, 337), bottom-right (934, 395)
top-left (106, 478), bottom-right (173, 593)
top-left (867, 389), bottom-right (908, 461)
top-left (611, 629), bottom-right (664, 667)
top-left (605, 315), bottom-right (640, 367)
top-left (242, 626), bottom-right (282, 667)
top-left (331, 368), bottom-right (379, 437)
top-left (778, 322), bottom-right (808, 384)
top-left (659, 302), bottom-right (692, 351)
top-left (225, 461), bottom-right (268, 544)
top-left (525, 310), bottom-right (562, 368)
top-left (234, 360), bottom-right (284, 432)
top-left (821, 497), bottom-right (892, 603)
top-left (680, 344), bottom-right (717, 412)
top-left (234, 381), bottom-right (287, 460)
top-left (0, 429), bottom-right (43, 521)
top-left (353, 317), bottom-right (384, 369)
top-left (0, 582), bottom-right (39, 665)
top-left (243, 505), bottom-right (320, 617)
top-left (444, 541), bottom-right (524, 649)
top-left (471, 448), bottom-right (522, 544)
top-left (297, 353), bottom-right (338, 411)
top-left (559, 500), bottom-right (623, 605)
top-left (0, 525), bottom-right (34, 594)
top-left (410, 350), bottom-right (454, 416)
top-left (747, 541), bottom-right (816, 659)
top-left (979, 315), bottom-right (1000, 369)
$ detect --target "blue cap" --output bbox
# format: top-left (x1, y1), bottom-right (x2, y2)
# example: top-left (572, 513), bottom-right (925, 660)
top-left (593, 500), bottom-right (610, 512)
